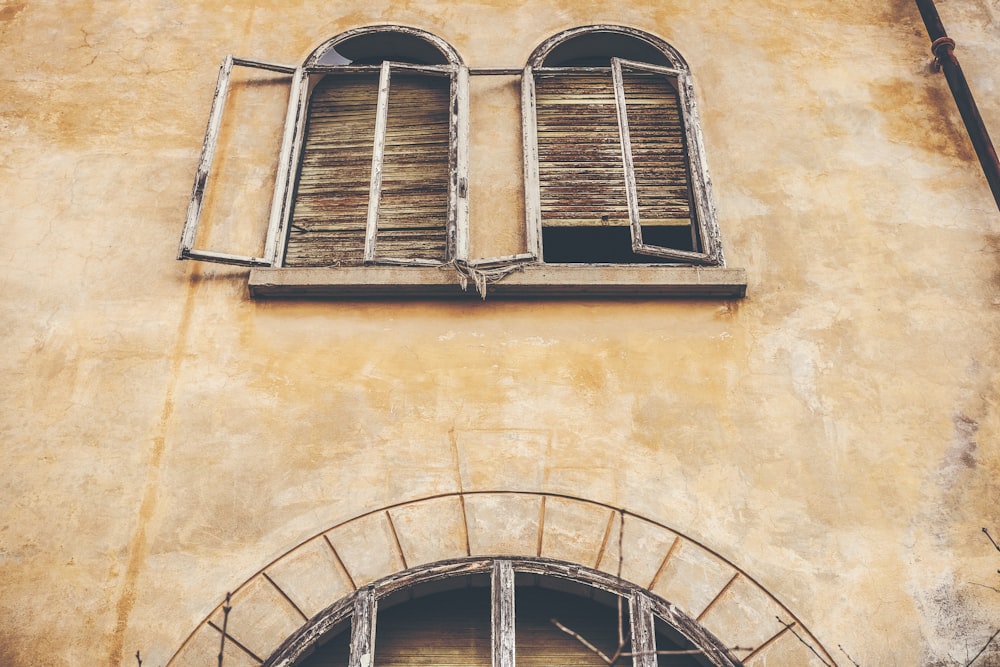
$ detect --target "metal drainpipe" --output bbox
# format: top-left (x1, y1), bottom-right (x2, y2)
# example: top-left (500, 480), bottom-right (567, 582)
top-left (915, 0), bottom-right (1000, 211)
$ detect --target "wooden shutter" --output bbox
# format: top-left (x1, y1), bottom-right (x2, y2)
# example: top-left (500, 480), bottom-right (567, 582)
top-left (375, 68), bottom-right (452, 264)
top-left (535, 70), bottom-right (629, 229)
top-left (284, 65), bottom-right (451, 267)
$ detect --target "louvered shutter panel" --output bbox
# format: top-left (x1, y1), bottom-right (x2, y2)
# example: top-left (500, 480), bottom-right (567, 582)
top-left (284, 69), bottom-right (451, 267)
top-left (285, 73), bottom-right (378, 266)
top-left (535, 72), bottom-right (629, 228)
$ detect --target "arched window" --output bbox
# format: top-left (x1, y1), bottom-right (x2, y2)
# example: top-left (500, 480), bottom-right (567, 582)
top-left (265, 559), bottom-right (742, 667)
top-left (522, 27), bottom-right (722, 265)
top-left (179, 26), bottom-right (468, 268)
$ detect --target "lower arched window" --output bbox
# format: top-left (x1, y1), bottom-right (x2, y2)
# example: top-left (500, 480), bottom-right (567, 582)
top-left (266, 558), bottom-right (741, 667)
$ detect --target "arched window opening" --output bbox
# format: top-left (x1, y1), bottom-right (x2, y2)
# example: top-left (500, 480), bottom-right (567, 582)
top-left (539, 30), bottom-right (673, 68)
top-left (273, 559), bottom-right (740, 667)
top-left (524, 27), bottom-right (721, 266)
top-left (284, 27), bottom-right (465, 268)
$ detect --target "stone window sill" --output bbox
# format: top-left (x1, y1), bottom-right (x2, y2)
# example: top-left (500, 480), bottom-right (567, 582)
top-left (248, 265), bottom-right (746, 299)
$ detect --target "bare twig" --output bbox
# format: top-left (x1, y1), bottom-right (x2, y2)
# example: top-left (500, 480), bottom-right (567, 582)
top-left (135, 650), bottom-right (142, 667)
top-left (551, 618), bottom-right (613, 664)
top-left (775, 617), bottom-right (831, 667)
top-left (623, 648), bottom-right (706, 656)
top-left (966, 627), bottom-right (1000, 667)
top-left (838, 643), bottom-right (861, 666)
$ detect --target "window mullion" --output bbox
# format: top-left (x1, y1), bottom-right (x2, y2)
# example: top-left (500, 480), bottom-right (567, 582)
top-left (629, 594), bottom-right (657, 667)
top-left (364, 61), bottom-right (392, 264)
top-left (611, 58), bottom-right (644, 252)
top-left (453, 65), bottom-right (470, 260)
top-left (348, 587), bottom-right (377, 667)
top-left (264, 66), bottom-right (306, 265)
top-left (491, 560), bottom-right (515, 667)
top-left (521, 64), bottom-right (542, 260)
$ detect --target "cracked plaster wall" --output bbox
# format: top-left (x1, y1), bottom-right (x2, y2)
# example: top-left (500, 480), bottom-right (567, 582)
top-left (1, 0), bottom-right (1000, 665)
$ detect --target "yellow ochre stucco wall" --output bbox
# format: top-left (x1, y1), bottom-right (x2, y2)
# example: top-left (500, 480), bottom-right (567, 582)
top-left (2, 0), bottom-right (1000, 665)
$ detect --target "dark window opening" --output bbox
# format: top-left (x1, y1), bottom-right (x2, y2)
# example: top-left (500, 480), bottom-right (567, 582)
top-left (293, 617), bottom-right (350, 667)
top-left (542, 227), bottom-right (694, 263)
top-left (541, 31), bottom-right (672, 68)
top-left (516, 573), bottom-right (631, 666)
top-left (375, 577), bottom-right (492, 667)
top-left (318, 31), bottom-right (451, 66)
top-left (655, 616), bottom-right (718, 667)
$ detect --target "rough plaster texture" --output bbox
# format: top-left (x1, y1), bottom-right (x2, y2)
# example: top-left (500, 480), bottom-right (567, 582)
top-left (2, 0), bottom-right (1000, 665)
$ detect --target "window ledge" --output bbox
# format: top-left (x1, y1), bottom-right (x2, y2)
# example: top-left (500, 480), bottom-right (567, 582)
top-left (248, 265), bottom-right (746, 299)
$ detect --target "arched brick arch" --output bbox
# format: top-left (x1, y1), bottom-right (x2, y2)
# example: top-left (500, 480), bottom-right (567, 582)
top-left (167, 492), bottom-right (836, 666)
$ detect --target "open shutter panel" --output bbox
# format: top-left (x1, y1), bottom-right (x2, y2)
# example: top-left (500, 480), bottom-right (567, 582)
top-left (612, 58), bottom-right (713, 264)
top-left (178, 55), bottom-right (296, 267)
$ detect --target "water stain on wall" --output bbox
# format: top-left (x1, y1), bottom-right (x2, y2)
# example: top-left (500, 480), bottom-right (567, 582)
top-left (870, 77), bottom-right (975, 163)
top-left (0, 2), bottom-right (25, 22)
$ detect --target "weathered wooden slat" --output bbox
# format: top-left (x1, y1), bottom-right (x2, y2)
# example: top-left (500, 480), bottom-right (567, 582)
top-left (535, 69), bottom-right (695, 243)
top-left (492, 561), bottom-right (515, 667)
top-left (348, 588), bottom-right (376, 667)
top-left (284, 69), bottom-right (450, 266)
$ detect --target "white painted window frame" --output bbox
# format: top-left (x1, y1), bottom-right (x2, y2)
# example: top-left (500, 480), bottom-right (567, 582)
top-left (177, 55), bottom-right (299, 267)
top-left (611, 57), bottom-right (718, 265)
